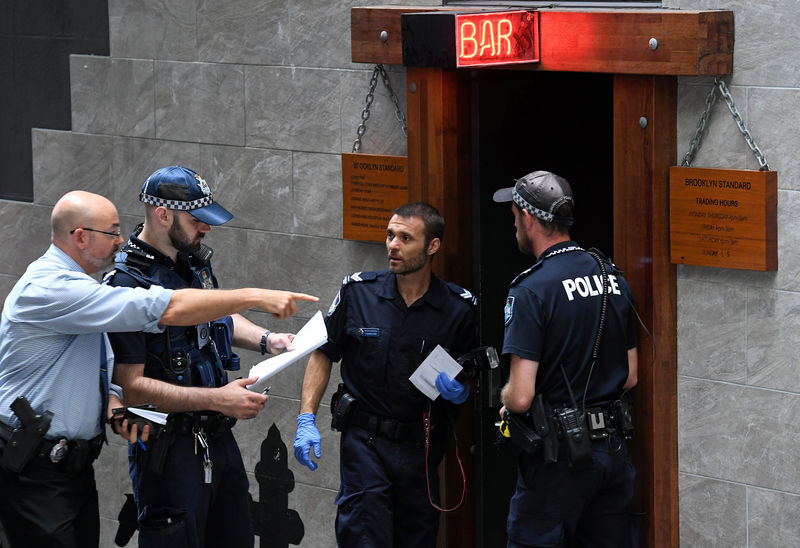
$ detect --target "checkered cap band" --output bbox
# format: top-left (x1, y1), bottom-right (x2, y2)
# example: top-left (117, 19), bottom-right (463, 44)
top-left (513, 189), bottom-right (554, 222)
top-left (139, 192), bottom-right (214, 211)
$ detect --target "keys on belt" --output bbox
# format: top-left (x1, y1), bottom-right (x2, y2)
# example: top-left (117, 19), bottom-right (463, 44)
top-left (193, 428), bottom-right (213, 484)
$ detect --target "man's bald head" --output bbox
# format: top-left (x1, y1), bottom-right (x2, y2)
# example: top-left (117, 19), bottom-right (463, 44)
top-left (52, 191), bottom-right (118, 242)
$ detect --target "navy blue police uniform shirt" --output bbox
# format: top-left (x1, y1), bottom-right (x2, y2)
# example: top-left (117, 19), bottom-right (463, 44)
top-left (502, 241), bottom-right (637, 409)
top-left (320, 270), bottom-right (477, 422)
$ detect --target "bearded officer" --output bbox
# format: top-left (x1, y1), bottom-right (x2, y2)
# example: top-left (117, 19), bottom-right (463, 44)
top-left (494, 171), bottom-right (639, 548)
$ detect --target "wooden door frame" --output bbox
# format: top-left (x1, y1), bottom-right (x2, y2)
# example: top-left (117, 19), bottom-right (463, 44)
top-left (351, 7), bottom-right (734, 547)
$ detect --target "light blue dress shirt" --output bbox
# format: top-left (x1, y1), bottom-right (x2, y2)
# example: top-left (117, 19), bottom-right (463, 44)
top-left (0, 244), bottom-right (173, 440)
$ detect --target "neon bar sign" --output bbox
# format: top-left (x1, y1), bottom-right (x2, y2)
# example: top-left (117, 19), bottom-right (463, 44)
top-left (456, 11), bottom-right (539, 67)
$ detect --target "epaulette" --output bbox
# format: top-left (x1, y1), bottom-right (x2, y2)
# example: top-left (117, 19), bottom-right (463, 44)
top-left (340, 271), bottom-right (378, 288)
top-left (509, 260), bottom-right (544, 287)
top-left (447, 282), bottom-right (477, 307)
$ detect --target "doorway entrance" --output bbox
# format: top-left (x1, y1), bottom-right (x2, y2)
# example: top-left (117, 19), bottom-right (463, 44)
top-left (470, 69), bottom-right (615, 547)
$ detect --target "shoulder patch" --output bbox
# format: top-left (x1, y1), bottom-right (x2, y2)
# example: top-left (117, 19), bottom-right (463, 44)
top-left (447, 283), bottom-right (477, 307)
top-left (509, 260), bottom-right (544, 287)
top-left (341, 270), bottom-right (378, 288)
top-left (504, 296), bottom-right (515, 326)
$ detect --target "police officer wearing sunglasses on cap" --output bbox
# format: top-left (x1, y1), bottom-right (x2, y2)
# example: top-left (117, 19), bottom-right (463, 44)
top-left (494, 171), bottom-right (639, 548)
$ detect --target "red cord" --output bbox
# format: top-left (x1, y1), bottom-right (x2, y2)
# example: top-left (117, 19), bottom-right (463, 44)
top-left (424, 405), bottom-right (466, 512)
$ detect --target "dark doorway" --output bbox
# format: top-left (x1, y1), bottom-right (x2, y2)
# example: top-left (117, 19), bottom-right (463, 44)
top-left (469, 69), bottom-right (614, 547)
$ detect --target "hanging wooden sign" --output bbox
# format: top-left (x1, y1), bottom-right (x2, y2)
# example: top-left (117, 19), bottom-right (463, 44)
top-left (669, 166), bottom-right (777, 271)
top-left (342, 153), bottom-right (409, 242)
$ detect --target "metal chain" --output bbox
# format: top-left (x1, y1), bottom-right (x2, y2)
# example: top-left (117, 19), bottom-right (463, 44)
top-left (681, 77), bottom-right (770, 171)
top-left (352, 64), bottom-right (408, 153)
top-left (680, 81), bottom-right (718, 167)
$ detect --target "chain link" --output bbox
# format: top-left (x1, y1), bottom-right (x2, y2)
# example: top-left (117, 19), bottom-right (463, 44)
top-left (352, 64), bottom-right (408, 153)
top-left (681, 77), bottom-right (770, 171)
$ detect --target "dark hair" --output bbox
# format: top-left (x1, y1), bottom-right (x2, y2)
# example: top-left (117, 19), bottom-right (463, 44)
top-left (393, 201), bottom-right (445, 244)
top-left (513, 201), bottom-right (573, 236)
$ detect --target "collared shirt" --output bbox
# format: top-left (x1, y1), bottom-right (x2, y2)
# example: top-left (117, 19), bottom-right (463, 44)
top-left (0, 244), bottom-right (172, 440)
top-left (322, 270), bottom-right (477, 421)
top-left (502, 241), bottom-right (637, 408)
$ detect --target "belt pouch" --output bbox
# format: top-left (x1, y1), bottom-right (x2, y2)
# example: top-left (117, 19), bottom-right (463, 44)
top-left (330, 384), bottom-right (357, 432)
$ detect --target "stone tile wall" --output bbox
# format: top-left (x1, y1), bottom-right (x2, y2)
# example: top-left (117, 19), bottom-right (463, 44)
top-left (668, 0), bottom-right (800, 545)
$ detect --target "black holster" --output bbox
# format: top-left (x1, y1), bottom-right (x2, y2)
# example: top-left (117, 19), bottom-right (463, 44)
top-left (507, 394), bottom-right (558, 463)
top-left (330, 383), bottom-right (357, 432)
top-left (1, 396), bottom-right (52, 474)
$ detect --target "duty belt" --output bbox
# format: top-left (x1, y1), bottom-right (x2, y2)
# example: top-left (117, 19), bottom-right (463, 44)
top-left (350, 409), bottom-right (421, 441)
top-left (172, 412), bottom-right (236, 437)
top-left (0, 421), bottom-right (103, 470)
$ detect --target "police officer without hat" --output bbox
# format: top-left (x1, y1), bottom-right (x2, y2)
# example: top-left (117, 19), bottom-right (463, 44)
top-left (292, 201), bottom-right (477, 547)
top-left (106, 166), bottom-right (312, 547)
top-left (493, 171), bottom-right (639, 548)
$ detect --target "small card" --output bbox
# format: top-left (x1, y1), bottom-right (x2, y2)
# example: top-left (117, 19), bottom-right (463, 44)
top-left (409, 344), bottom-right (462, 401)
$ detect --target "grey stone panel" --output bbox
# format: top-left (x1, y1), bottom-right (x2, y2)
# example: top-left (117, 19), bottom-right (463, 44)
top-left (746, 288), bottom-right (800, 392)
top-left (155, 61), bottom-right (246, 146)
top-left (340, 68), bottom-right (407, 156)
top-left (287, 482), bottom-right (338, 548)
top-left (239, 230), bottom-right (387, 300)
top-left (70, 55), bottom-right (155, 138)
top-left (236, 395), bottom-right (340, 492)
top-left (288, 0), bottom-right (354, 70)
top-left (198, 144), bottom-right (293, 232)
top-left (0, 274), bottom-right (18, 309)
top-left (676, 189), bottom-right (798, 291)
top-left (676, 279), bottom-right (747, 382)
top-left (679, 474), bottom-right (746, 548)
top-left (111, 136), bottom-right (201, 217)
top-left (197, 0), bottom-right (290, 65)
top-left (724, 0), bottom-right (800, 88)
top-left (32, 129), bottom-right (113, 206)
top-left (245, 66), bottom-right (342, 153)
top-left (749, 87), bottom-right (800, 190)
top-left (677, 80), bottom-right (754, 169)
top-left (0, 202), bottom-right (51, 278)
top-left (749, 487), bottom-right (800, 547)
top-left (292, 152), bottom-right (343, 237)
top-left (108, 0), bottom-right (197, 61)
top-left (119, 214), bottom-right (142, 243)
top-left (678, 377), bottom-right (800, 493)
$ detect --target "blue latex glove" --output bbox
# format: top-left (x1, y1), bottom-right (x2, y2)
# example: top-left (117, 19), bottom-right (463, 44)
top-left (294, 413), bottom-right (322, 471)
top-left (435, 372), bottom-right (469, 405)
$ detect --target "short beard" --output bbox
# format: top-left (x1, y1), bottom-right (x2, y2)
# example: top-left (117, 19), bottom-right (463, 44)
top-left (389, 248), bottom-right (428, 276)
top-left (80, 248), bottom-right (115, 272)
top-left (169, 216), bottom-right (201, 255)
top-left (516, 230), bottom-right (534, 255)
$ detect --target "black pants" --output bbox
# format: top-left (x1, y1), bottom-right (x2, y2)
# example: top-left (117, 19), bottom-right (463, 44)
top-left (506, 434), bottom-right (636, 548)
top-left (0, 446), bottom-right (99, 548)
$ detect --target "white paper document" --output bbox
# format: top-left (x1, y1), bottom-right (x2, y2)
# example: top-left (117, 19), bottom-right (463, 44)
top-left (409, 344), bottom-right (463, 401)
top-left (246, 310), bottom-right (329, 393)
top-left (129, 407), bottom-right (168, 425)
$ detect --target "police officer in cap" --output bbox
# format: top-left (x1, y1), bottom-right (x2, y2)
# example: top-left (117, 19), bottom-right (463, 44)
top-left (493, 171), bottom-right (639, 548)
top-left (106, 166), bottom-right (315, 547)
top-left (292, 201), bottom-right (477, 547)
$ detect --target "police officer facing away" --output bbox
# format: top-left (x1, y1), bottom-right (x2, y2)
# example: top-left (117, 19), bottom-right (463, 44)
top-left (293, 202), bottom-right (477, 547)
top-left (105, 166), bottom-right (314, 547)
top-left (493, 171), bottom-right (638, 548)
top-left (0, 190), bottom-right (314, 548)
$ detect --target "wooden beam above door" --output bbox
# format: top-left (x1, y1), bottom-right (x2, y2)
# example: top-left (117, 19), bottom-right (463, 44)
top-left (351, 6), bottom-right (733, 75)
